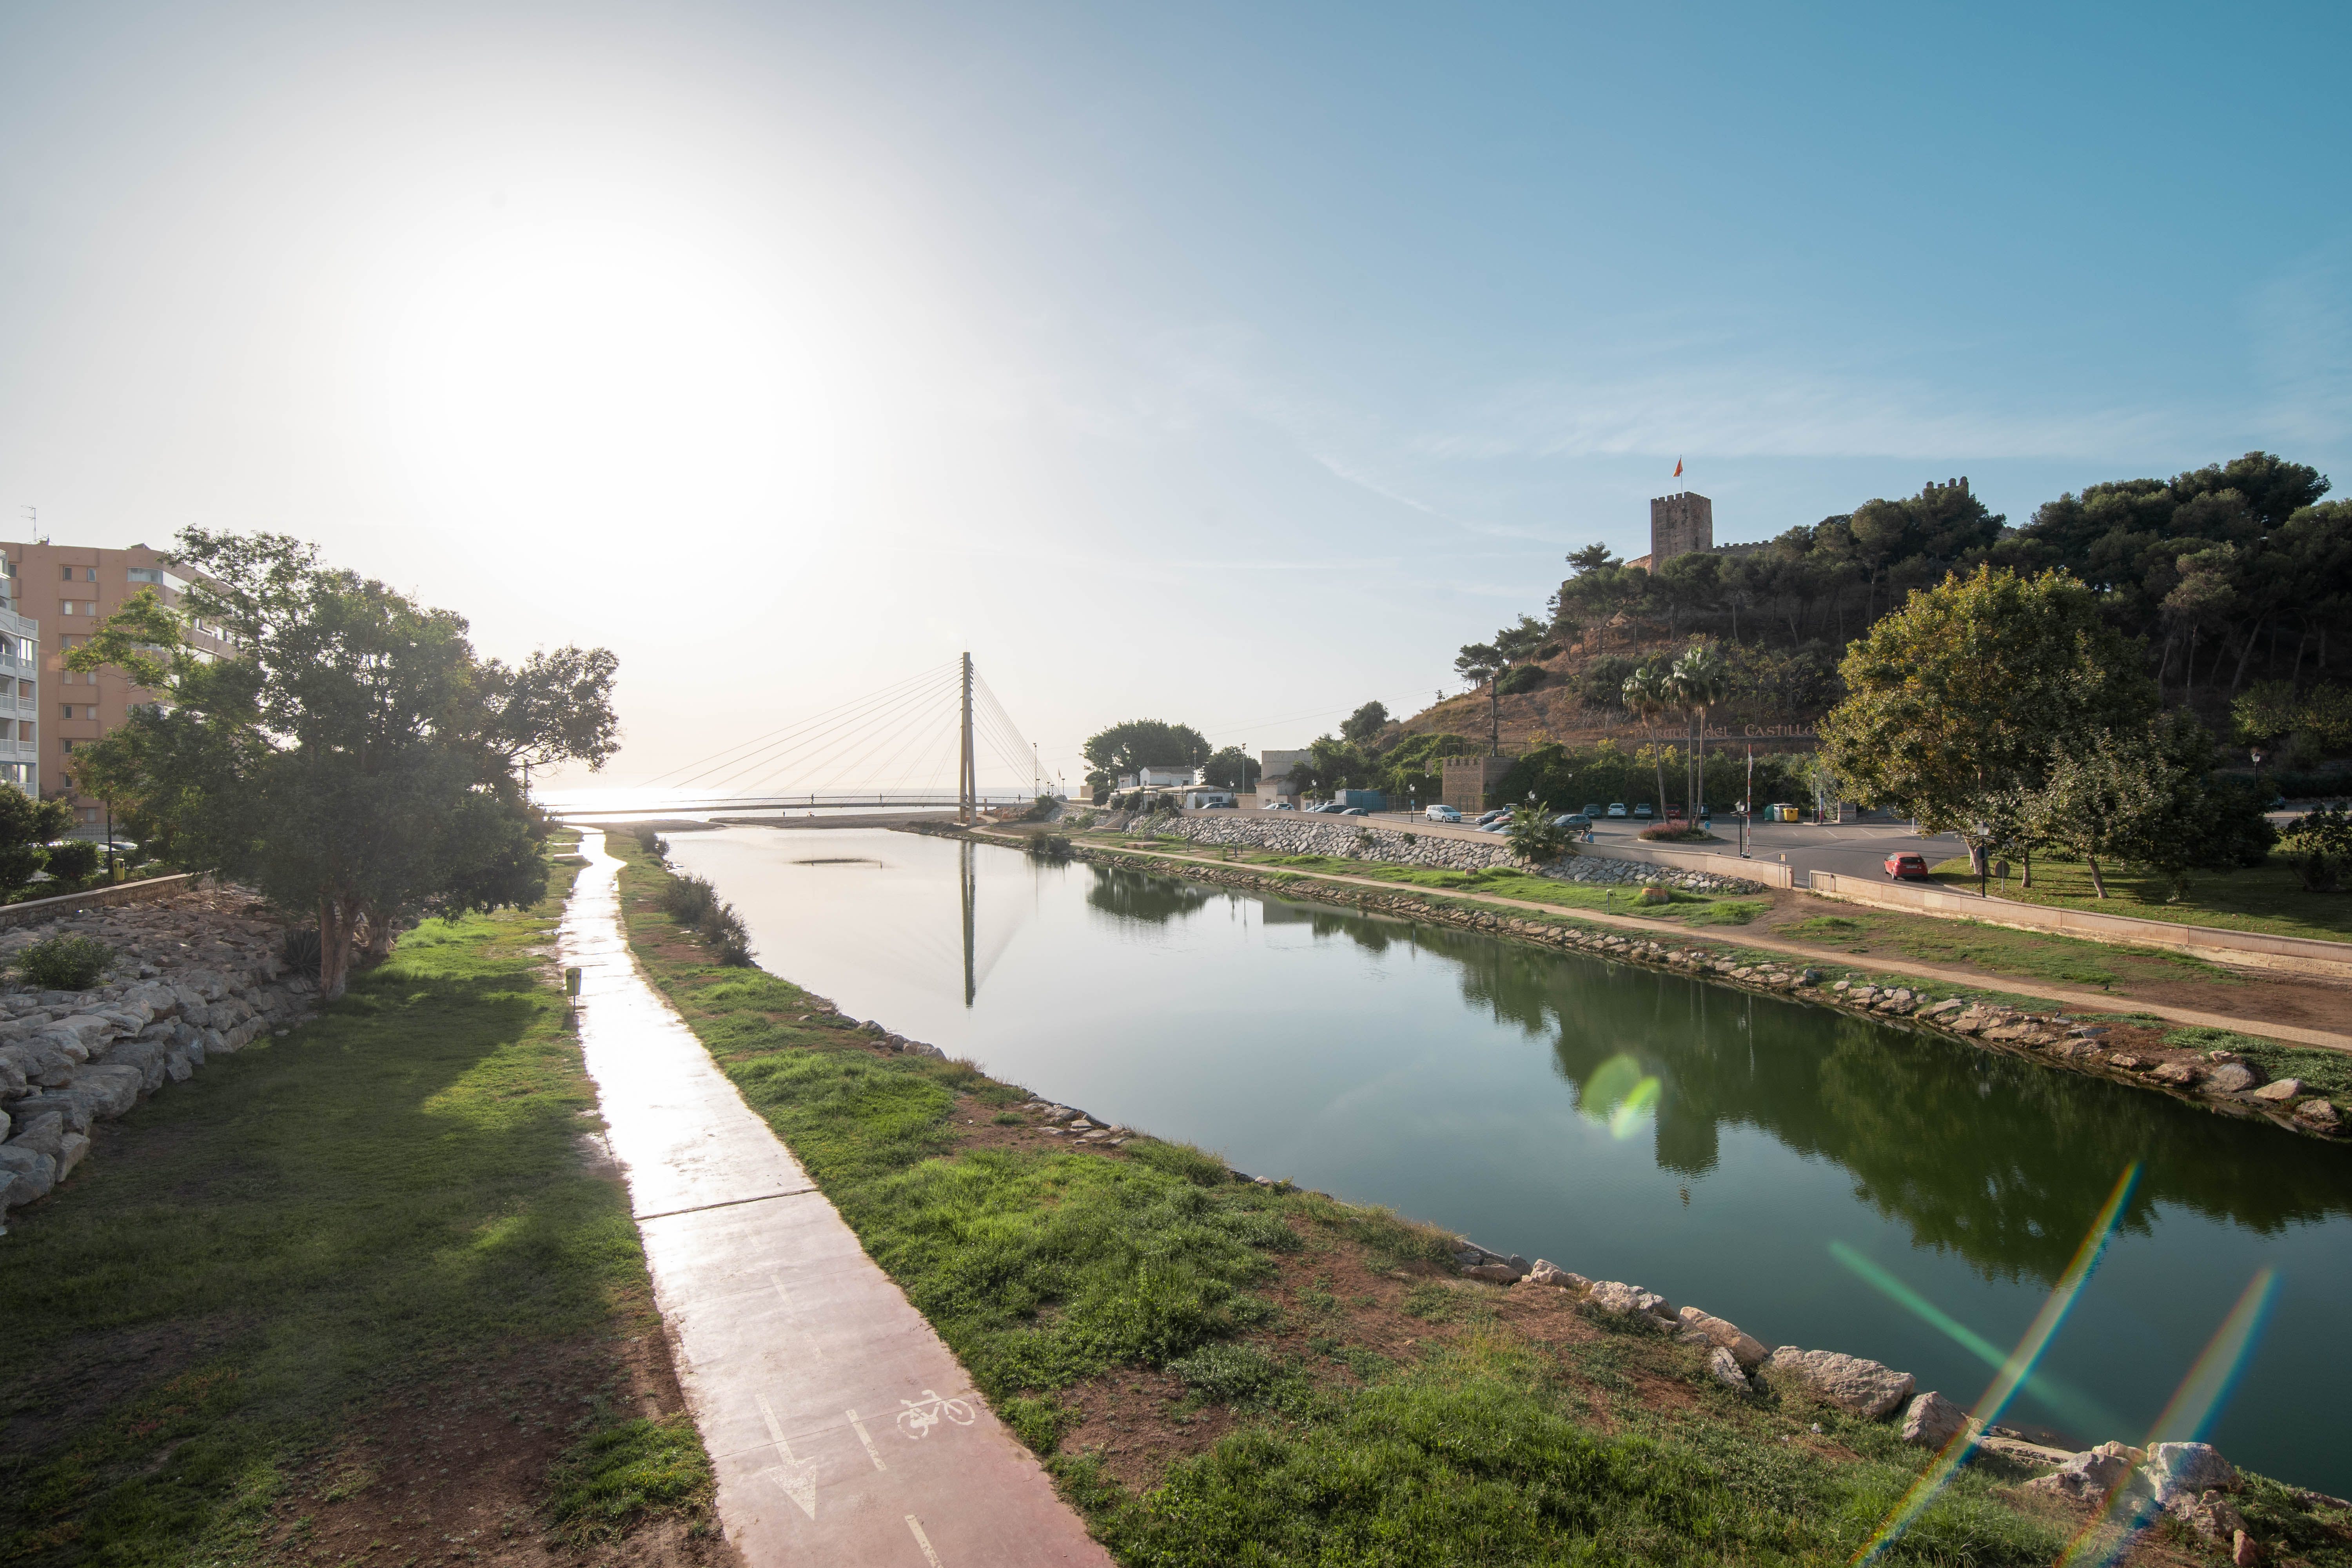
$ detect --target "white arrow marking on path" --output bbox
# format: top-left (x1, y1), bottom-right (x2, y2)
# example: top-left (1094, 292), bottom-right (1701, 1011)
top-left (754, 1391), bottom-right (819, 1520)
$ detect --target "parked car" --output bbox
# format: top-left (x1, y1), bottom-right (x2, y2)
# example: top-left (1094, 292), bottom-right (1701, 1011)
top-left (1268, 802), bottom-right (1296, 810)
top-left (1425, 804), bottom-right (1462, 822)
top-left (1338, 807), bottom-right (1367, 816)
top-left (1553, 813), bottom-right (1593, 829)
top-left (1664, 805), bottom-right (1685, 823)
top-left (1884, 853), bottom-right (1931, 880)
top-left (1583, 803), bottom-right (1605, 818)
top-left (1633, 803), bottom-right (1654, 819)
top-left (1606, 802), bottom-right (1628, 818)
top-left (1474, 808), bottom-right (1511, 825)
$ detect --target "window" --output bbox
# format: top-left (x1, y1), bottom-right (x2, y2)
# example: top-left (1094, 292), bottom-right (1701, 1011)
top-left (59, 566), bottom-right (72, 581)
top-left (18, 721), bottom-right (32, 742)
top-left (59, 703), bottom-right (70, 719)
top-left (82, 567), bottom-right (95, 582)
top-left (14, 681), bottom-right (27, 699)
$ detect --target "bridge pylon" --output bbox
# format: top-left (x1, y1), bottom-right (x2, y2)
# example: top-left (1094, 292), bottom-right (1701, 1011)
top-left (958, 652), bottom-right (976, 826)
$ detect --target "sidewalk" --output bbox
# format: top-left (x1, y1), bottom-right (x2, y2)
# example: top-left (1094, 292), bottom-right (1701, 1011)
top-left (560, 830), bottom-right (1111, 1567)
top-left (1053, 835), bottom-right (2352, 1054)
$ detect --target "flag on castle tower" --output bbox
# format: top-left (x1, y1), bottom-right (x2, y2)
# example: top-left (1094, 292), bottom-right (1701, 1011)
top-left (1673, 457), bottom-right (1683, 478)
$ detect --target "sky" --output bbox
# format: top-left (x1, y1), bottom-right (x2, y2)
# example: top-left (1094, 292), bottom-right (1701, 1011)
top-left (2, 1), bottom-right (2348, 795)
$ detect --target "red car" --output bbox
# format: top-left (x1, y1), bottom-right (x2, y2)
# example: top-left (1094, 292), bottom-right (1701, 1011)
top-left (1884, 853), bottom-right (1931, 880)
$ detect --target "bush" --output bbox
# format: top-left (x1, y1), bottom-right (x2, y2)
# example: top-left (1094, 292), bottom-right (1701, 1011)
top-left (16, 934), bottom-right (113, 991)
top-left (1496, 662), bottom-right (1547, 695)
top-left (659, 873), bottom-right (718, 926)
top-left (661, 872), bottom-right (751, 964)
top-left (281, 927), bottom-right (323, 973)
top-left (1026, 833), bottom-right (1074, 861)
top-left (633, 825), bottom-right (668, 857)
top-left (43, 839), bottom-right (100, 884)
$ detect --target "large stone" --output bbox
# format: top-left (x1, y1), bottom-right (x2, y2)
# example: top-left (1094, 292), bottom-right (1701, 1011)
top-left (2144, 1442), bottom-right (2239, 1508)
top-left (2178, 1492), bottom-right (2248, 1545)
top-left (0, 1142), bottom-right (56, 1203)
top-left (6, 1110), bottom-right (67, 1158)
top-left (1762, 1347), bottom-right (1916, 1419)
top-left (66, 1065), bottom-right (142, 1119)
top-left (2025, 1448), bottom-right (2134, 1501)
top-left (1900, 1391), bottom-right (1968, 1450)
top-left (55, 1131), bottom-right (90, 1180)
top-left (2203, 1062), bottom-right (2263, 1096)
top-left (2248, 1078), bottom-right (2304, 1103)
top-left (2295, 1098), bottom-right (2341, 1131)
top-left (1706, 1346), bottom-right (1753, 1392)
top-left (1586, 1280), bottom-right (1677, 1324)
top-left (1462, 1262), bottom-right (1525, 1283)
top-left (1677, 1307), bottom-right (1767, 1368)
top-left (1524, 1259), bottom-right (1590, 1291)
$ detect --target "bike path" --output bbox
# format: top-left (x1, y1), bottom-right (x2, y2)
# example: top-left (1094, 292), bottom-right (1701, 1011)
top-left (560, 829), bottom-right (1111, 1567)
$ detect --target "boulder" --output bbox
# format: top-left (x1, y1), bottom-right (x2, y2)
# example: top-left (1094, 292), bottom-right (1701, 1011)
top-left (0, 1142), bottom-right (56, 1204)
top-left (2295, 1098), bottom-right (2341, 1131)
top-left (66, 1065), bottom-right (142, 1119)
top-left (1900, 1391), bottom-right (1968, 1450)
top-left (1462, 1263), bottom-right (1525, 1283)
top-left (2150, 1061), bottom-right (2201, 1086)
top-left (2143, 1442), bottom-right (2239, 1508)
top-left (2233, 1529), bottom-right (2263, 1566)
top-left (56, 1131), bottom-right (89, 1180)
top-left (1706, 1346), bottom-right (1752, 1392)
top-left (1524, 1259), bottom-right (1590, 1291)
top-left (2025, 1447), bottom-right (2134, 1501)
top-left (2249, 1078), bottom-right (2304, 1103)
top-left (2203, 1062), bottom-right (2264, 1096)
top-left (1586, 1281), bottom-right (1677, 1325)
top-left (2177, 1492), bottom-right (2248, 1546)
top-left (1677, 1307), bottom-right (1767, 1368)
top-left (7, 1109), bottom-right (67, 1158)
top-left (1762, 1347), bottom-right (1915, 1419)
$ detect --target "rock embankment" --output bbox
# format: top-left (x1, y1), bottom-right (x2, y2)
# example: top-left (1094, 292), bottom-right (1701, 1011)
top-left (1089, 810), bottom-right (1765, 894)
top-left (0, 886), bottom-right (317, 1227)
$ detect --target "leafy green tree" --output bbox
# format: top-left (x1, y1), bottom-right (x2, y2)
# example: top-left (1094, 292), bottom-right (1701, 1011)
top-left (1203, 746), bottom-right (1261, 790)
top-left (2017, 716), bottom-right (2262, 900)
top-left (1821, 566), bottom-right (2157, 873)
top-left (1339, 701), bottom-right (1391, 744)
top-left (2282, 805), bottom-right (2352, 893)
top-left (0, 787), bottom-right (71, 894)
top-left (65, 531), bottom-right (619, 997)
top-left (1080, 719), bottom-right (1210, 789)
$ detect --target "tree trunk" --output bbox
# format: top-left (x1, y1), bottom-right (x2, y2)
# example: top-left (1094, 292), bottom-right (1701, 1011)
top-left (2021, 847), bottom-right (2032, 889)
top-left (2230, 613), bottom-right (2267, 694)
top-left (319, 892), bottom-right (356, 1001)
top-left (2085, 857), bottom-right (2108, 899)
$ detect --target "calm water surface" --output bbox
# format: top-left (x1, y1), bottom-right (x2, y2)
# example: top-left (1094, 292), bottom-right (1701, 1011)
top-left (661, 826), bottom-right (2352, 1492)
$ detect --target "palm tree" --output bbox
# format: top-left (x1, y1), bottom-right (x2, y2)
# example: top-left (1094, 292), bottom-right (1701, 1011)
top-left (1621, 663), bottom-right (1673, 822)
top-left (1670, 643), bottom-right (1731, 823)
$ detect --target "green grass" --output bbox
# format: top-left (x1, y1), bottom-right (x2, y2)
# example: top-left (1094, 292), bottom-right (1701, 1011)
top-left (610, 837), bottom-right (2197, 1568)
top-left (1927, 853), bottom-right (2352, 944)
top-left (0, 836), bottom-right (713, 1564)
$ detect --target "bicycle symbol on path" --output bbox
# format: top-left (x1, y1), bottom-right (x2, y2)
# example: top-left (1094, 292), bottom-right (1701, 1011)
top-left (895, 1389), bottom-right (976, 1439)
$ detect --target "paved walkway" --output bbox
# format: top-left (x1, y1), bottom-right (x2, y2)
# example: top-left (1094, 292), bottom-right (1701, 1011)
top-left (560, 830), bottom-right (1111, 1567)
top-left (1051, 835), bottom-right (2352, 1054)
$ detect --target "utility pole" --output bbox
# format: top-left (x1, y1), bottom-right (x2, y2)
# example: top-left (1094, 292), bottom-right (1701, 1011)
top-left (959, 652), bottom-right (975, 825)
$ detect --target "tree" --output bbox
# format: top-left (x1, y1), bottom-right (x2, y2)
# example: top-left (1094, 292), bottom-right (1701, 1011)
top-left (1668, 642), bottom-right (1730, 820)
top-left (1339, 701), bottom-right (1391, 744)
top-left (0, 786), bottom-right (71, 893)
top-left (1621, 662), bottom-right (1674, 819)
top-left (1820, 566), bottom-right (2157, 873)
top-left (1080, 719), bottom-right (1210, 789)
top-left (1455, 642), bottom-right (1503, 753)
top-left (1203, 746), bottom-right (1261, 790)
top-left (2018, 716), bottom-right (2264, 900)
top-left (65, 531), bottom-right (619, 998)
top-left (2281, 806), bottom-right (2352, 893)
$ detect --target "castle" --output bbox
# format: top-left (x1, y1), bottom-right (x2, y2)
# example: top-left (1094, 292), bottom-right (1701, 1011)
top-left (1625, 491), bottom-right (1768, 573)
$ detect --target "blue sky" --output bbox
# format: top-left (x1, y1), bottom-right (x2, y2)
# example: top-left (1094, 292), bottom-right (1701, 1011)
top-left (1, 2), bottom-right (2345, 789)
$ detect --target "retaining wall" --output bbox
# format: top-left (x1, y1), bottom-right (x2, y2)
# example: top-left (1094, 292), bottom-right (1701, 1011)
top-left (0, 874), bottom-right (207, 928)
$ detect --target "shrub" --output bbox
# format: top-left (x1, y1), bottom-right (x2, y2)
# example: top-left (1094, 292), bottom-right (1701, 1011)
top-left (16, 934), bottom-right (113, 991)
top-left (281, 927), bottom-right (323, 973)
top-left (44, 839), bottom-right (101, 884)
top-left (659, 874), bottom-right (718, 926)
top-left (696, 901), bottom-right (755, 966)
top-left (1026, 833), bottom-right (1074, 862)
top-left (1496, 662), bottom-right (1547, 695)
top-left (633, 825), bottom-right (667, 857)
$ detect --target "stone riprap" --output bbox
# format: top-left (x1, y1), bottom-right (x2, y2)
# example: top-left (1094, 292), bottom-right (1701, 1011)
top-left (0, 887), bottom-right (317, 1227)
top-left (1094, 810), bottom-right (1766, 894)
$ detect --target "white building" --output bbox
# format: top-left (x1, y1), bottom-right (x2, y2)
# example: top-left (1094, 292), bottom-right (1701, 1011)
top-left (0, 603), bottom-right (38, 797)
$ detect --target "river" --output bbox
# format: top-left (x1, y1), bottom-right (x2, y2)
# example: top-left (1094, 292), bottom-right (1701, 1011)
top-left (659, 825), bottom-right (2352, 1493)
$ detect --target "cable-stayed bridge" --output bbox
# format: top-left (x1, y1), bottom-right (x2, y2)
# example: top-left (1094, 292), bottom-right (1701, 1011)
top-left (576, 654), bottom-right (1056, 821)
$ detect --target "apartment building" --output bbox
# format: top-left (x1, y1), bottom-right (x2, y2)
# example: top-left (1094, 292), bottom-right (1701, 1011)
top-left (0, 541), bottom-right (236, 829)
top-left (0, 601), bottom-right (39, 798)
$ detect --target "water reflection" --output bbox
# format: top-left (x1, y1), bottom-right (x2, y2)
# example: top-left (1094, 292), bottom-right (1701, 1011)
top-left (1085, 865), bottom-right (1215, 924)
top-left (1274, 896), bottom-right (2352, 1289)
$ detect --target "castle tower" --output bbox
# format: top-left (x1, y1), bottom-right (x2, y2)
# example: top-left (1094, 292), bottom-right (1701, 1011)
top-left (1648, 492), bottom-right (1713, 569)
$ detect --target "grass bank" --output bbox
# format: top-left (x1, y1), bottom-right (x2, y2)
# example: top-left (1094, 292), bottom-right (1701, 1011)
top-left (0, 837), bottom-right (722, 1568)
top-left (1926, 853), bottom-right (2352, 944)
top-left (611, 833), bottom-right (2348, 1567)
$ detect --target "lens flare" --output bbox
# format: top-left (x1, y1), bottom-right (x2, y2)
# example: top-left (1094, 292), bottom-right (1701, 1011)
top-left (1853, 1163), bottom-right (2140, 1566)
top-left (1581, 1053), bottom-right (1662, 1141)
top-left (1828, 1242), bottom-right (2128, 1438)
top-left (2054, 1268), bottom-right (2279, 1568)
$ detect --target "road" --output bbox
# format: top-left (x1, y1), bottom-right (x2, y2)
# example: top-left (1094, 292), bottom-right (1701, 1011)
top-left (1364, 808), bottom-right (1970, 882)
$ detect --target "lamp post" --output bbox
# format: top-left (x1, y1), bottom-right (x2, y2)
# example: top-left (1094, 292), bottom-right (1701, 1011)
top-left (2250, 744), bottom-right (2268, 804)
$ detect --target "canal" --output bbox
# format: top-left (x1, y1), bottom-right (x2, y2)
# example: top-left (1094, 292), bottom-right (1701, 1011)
top-left (661, 825), bottom-right (2352, 1493)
